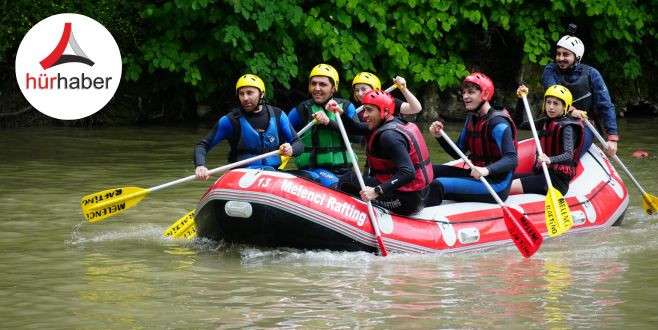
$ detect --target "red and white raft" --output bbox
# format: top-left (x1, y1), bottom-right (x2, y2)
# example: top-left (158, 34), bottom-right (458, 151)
top-left (195, 139), bottom-right (629, 254)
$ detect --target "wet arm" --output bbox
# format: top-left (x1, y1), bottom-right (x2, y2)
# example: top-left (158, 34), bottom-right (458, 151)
top-left (277, 111), bottom-right (304, 157)
top-left (590, 68), bottom-right (619, 138)
top-left (486, 122), bottom-right (518, 175)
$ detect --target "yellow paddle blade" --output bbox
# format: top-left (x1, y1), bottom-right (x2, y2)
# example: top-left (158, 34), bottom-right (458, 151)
top-left (643, 193), bottom-right (658, 215)
top-left (545, 187), bottom-right (573, 237)
top-left (163, 210), bottom-right (196, 239)
top-left (80, 187), bottom-right (148, 223)
top-left (278, 155), bottom-right (291, 170)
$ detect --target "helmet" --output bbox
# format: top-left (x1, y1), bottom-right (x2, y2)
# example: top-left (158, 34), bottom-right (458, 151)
top-left (557, 35), bottom-right (585, 62)
top-left (309, 64), bottom-right (340, 88)
top-left (362, 90), bottom-right (395, 118)
top-left (235, 74), bottom-right (265, 94)
top-left (543, 84), bottom-right (573, 114)
top-left (352, 72), bottom-right (381, 90)
top-left (463, 72), bottom-right (494, 101)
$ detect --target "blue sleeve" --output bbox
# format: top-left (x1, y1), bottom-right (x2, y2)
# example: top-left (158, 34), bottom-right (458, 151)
top-left (277, 111), bottom-right (304, 156)
top-left (542, 63), bottom-right (558, 88)
top-left (193, 116), bottom-right (233, 167)
top-left (344, 103), bottom-right (357, 120)
top-left (589, 67), bottom-right (618, 136)
top-left (486, 121), bottom-right (518, 175)
top-left (288, 107), bottom-right (303, 131)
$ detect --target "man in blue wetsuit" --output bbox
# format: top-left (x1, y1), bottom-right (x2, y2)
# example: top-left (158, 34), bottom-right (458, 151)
top-left (542, 28), bottom-right (619, 156)
top-left (194, 74), bottom-right (303, 180)
top-left (287, 64), bottom-right (359, 187)
top-left (426, 72), bottom-right (518, 204)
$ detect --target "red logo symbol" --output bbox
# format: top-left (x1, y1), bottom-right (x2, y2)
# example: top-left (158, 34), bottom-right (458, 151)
top-left (40, 22), bottom-right (94, 69)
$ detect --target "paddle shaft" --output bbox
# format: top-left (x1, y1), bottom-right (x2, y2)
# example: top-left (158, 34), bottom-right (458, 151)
top-left (584, 120), bottom-right (649, 196)
top-left (149, 119), bottom-right (317, 193)
top-left (333, 105), bottom-right (388, 256)
top-left (521, 95), bottom-right (554, 187)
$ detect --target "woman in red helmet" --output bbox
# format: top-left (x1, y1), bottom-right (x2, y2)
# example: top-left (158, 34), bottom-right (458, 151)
top-left (427, 72), bottom-right (518, 204)
top-left (326, 90), bottom-right (433, 215)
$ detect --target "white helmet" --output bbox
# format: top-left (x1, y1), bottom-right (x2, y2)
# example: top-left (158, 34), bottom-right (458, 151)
top-left (557, 35), bottom-right (584, 62)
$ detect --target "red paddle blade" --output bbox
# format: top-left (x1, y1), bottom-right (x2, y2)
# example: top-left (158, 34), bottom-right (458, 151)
top-left (503, 206), bottom-right (543, 258)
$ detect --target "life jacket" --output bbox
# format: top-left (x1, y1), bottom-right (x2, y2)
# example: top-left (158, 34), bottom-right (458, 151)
top-left (366, 118), bottom-right (433, 192)
top-left (539, 117), bottom-right (585, 178)
top-left (558, 64), bottom-right (594, 113)
top-left (464, 108), bottom-right (518, 167)
top-left (227, 105), bottom-right (281, 167)
top-left (294, 98), bottom-right (353, 169)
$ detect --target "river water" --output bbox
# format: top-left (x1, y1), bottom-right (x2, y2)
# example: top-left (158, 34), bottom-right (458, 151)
top-left (1, 118), bottom-right (657, 328)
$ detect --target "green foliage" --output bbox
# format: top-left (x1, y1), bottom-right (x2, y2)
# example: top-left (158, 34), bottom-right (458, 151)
top-left (2, 0), bottom-right (658, 118)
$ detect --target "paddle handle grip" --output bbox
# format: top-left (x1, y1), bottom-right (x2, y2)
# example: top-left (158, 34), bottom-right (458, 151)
top-left (584, 120), bottom-right (647, 196)
top-left (521, 94), bottom-right (553, 187)
top-left (439, 130), bottom-right (506, 206)
top-left (334, 105), bottom-right (388, 256)
top-left (355, 85), bottom-right (398, 113)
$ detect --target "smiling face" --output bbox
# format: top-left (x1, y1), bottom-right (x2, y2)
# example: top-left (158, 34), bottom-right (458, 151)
top-left (353, 83), bottom-right (373, 103)
top-left (361, 104), bottom-right (385, 130)
top-left (544, 96), bottom-right (566, 118)
top-left (308, 76), bottom-right (335, 104)
top-left (238, 86), bottom-right (262, 112)
top-left (461, 84), bottom-right (483, 112)
top-left (555, 47), bottom-right (576, 70)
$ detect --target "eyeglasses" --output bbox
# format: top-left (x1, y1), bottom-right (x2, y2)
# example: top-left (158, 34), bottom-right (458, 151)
top-left (353, 86), bottom-right (372, 93)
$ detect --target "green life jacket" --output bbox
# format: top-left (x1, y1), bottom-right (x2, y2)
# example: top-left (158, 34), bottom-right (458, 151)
top-left (294, 98), bottom-right (354, 169)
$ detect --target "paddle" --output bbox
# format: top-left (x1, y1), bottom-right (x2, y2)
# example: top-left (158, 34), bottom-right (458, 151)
top-left (584, 120), bottom-right (658, 215)
top-left (438, 130), bottom-right (543, 257)
top-left (162, 120), bottom-right (317, 238)
top-left (333, 103), bottom-right (388, 256)
top-left (520, 93), bottom-right (573, 237)
top-left (163, 209), bottom-right (196, 239)
top-left (81, 149), bottom-right (282, 223)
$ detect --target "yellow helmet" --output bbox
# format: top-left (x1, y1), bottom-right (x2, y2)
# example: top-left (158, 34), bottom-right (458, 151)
top-left (309, 64), bottom-right (339, 88)
top-left (543, 84), bottom-right (573, 114)
top-left (235, 74), bottom-right (265, 94)
top-left (352, 72), bottom-right (381, 90)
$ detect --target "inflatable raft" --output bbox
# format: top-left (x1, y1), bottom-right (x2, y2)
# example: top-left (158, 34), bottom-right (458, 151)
top-left (195, 139), bottom-right (629, 254)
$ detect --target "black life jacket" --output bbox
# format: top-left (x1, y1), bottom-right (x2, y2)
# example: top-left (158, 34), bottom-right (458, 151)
top-left (540, 117), bottom-right (585, 178)
top-left (465, 108), bottom-right (518, 167)
top-left (558, 64), bottom-right (594, 114)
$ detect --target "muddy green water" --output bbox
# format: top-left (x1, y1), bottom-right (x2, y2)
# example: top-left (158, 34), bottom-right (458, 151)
top-left (1, 119), bottom-right (657, 328)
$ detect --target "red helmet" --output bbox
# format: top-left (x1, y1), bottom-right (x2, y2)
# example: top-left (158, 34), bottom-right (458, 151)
top-left (463, 72), bottom-right (494, 101)
top-left (362, 90), bottom-right (395, 118)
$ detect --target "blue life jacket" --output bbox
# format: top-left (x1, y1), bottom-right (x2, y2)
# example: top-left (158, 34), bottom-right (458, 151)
top-left (228, 105), bottom-right (281, 167)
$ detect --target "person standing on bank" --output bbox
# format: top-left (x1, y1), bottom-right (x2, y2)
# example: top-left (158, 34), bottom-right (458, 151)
top-left (427, 72), bottom-right (518, 205)
top-left (352, 72), bottom-right (423, 117)
top-left (326, 90), bottom-right (433, 215)
top-left (510, 85), bottom-right (584, 195)
top-left (542, 25), bottom-right (619, 156)
top-left (288, 64), bottom-right (359, 187)
top-left (194, 74), bottom-right (303, 180)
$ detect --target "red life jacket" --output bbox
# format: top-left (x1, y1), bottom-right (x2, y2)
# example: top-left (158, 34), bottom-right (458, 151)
top-left (366, 119), bottom-right (433, 192)
top-left (465, 108), bottom-right (518, 167)
top-left (540, 117), bottom-right (585, 178)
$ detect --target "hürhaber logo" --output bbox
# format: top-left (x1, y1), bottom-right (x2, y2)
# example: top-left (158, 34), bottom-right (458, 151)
top-left (15, 13), bottom-right (122, 120)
